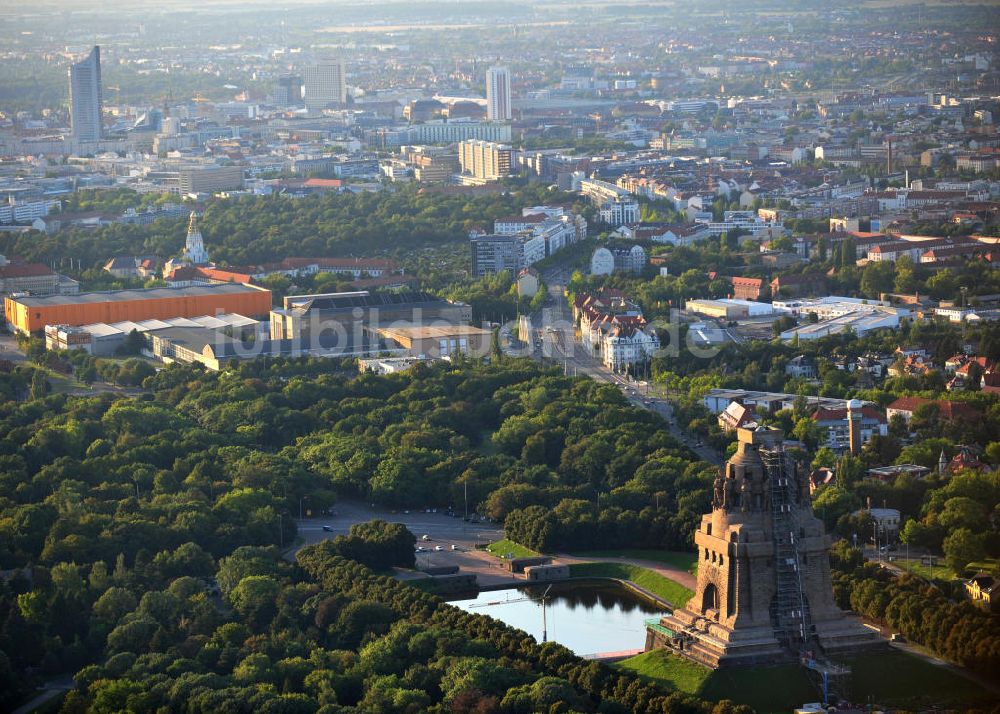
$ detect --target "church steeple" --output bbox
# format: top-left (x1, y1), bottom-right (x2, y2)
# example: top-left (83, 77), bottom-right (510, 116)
top-left (183, 211), bottom-right (209, 265)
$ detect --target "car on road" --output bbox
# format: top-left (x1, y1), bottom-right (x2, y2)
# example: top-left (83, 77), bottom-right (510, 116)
top-left (416, 546), bottom-right (427, 552)
top-left (451, 544), bottom-right (458, 550)
top-left (434, 545), bottom-right (444, 551)
top-left (421, 534), bottom-right (430, 541)
top-left (322, 525), bottom-right (333, 532)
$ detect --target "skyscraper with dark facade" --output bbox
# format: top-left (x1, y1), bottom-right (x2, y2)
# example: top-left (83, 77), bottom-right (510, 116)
top-left (275, 74), bottom-right (304, 106)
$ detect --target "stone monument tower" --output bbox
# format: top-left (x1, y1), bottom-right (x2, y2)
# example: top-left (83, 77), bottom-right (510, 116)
top-left (646, 425), bottom-right (881, 667)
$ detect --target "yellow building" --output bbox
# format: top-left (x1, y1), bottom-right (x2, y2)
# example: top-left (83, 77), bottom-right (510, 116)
top-left (458, 140), bottom-right (512, 180)
top-left (376, 324), bottom-right (491, 359)
top-left (684, 299), bottom-right (749, 320)
top-left (966, 573), bottom-right (997, 610)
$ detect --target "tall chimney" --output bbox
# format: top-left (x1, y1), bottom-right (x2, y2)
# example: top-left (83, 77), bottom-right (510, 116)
top-left (847, 399), bottom-right (863, 456)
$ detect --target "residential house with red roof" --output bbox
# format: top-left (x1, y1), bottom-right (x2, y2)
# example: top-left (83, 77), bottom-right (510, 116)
top-left (573, 290), bottom-right (658, 373)
top-left (0, 255), bottom-right (77, 296)
top-left (886, 396), bottom-right (981, 424)
top-left (729, 276), bottom-right (765, 301)
top-left (770, 272), bottom-right (828, 298)
top-left (811, 404), bottom-right (887, 453)
top-left (718, 402), bottom-right (756, 432)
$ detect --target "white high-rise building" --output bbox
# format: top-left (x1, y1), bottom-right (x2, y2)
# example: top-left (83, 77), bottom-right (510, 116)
top-left (69, 46), bottom-right (103, 144)
top-left (303, 58), bottom-right (347, 113)
top-left (486, 66), bottom-right (512, 122)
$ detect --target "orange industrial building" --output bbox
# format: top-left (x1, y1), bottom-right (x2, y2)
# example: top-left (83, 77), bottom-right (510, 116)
top-left (5, 283), bottom-right (272, 334)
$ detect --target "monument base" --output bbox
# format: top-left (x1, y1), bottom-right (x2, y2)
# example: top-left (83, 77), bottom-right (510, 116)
top-left (646, 608), bottom-right (885, 669)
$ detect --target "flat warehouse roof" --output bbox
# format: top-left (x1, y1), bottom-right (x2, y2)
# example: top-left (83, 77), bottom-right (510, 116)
top-left (77, 313), bottom-right (261, 338)
top-left (11, 283), bottom-right (266, 307)
top-left (378, 324), bottom-right (491, 339)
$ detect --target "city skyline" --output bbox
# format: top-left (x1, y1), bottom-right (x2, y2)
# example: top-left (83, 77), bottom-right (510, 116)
top-left (0, 3), bottom-right (997, 712)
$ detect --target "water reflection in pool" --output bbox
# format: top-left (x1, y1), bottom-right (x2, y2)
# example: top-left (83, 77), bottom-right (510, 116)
top-left (448, 583), bottom-right (666, 657)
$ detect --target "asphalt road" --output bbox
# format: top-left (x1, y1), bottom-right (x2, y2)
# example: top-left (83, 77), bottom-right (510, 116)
top-left (11, 676), bottom-right (74, 714)
top-left (293, 500), bottom-right (504, 556)
top-left (291, 500), bottom-right (518, 585)
top-left (524, 267), bottom-right (722, 467)
top-left (0, 333), bottom-right (25, 362)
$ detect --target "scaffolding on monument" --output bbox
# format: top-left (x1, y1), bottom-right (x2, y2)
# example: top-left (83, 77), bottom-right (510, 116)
top-left (801, 652), bottom-right (851, 705)
top-left (762, 446), bottom-right (810, 649)
top-left (763, 445), bottom-right (851, 705)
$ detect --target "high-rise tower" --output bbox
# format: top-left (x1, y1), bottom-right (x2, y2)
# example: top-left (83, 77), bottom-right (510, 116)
top-left (647, 426), bottom-right (881, 668)
top-left (847, 399), bottom-right (863, 456)
top-left (275, 74), bottom-right (304, 106)
top-left (69, 46), bottom-right (103, 145)
top-left (303, 58), bottom-right (347, 113)
top-left (486, 66), bottom-right (512, 122)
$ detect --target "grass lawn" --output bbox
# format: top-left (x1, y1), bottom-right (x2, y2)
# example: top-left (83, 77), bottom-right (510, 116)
top-left (699, 662), bottom-right (816, 713)
top-left (616, 649), bottom-right (713, 693)
top-left (893, 558), bottom-right (956, 581)
top-left (844, 650), bottom-right (995, 710)
top-left (615, 650), bottom-right (813, 713)
top-left (568, 562), bottom-right (693, 607)
top-left (404, 578), bottom-right (438, 593)
top-left (570, 549), bottom-right (698, 575)
top-left (615, 649), bottom-right (993, 714)
top-left (965, 558), bottom-right (999, 575)
top-left (486, 539), bottom-right (539, 559)
top-left (35, 366), bottom-right (86, 394)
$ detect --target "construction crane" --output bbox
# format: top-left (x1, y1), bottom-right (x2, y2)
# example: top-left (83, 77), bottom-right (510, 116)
top-left (469, 585), bottom-right (554, 642)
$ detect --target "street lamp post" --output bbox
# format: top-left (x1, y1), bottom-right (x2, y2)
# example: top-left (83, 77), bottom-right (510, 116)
top-left (299, 495), bottom-right (309, 520)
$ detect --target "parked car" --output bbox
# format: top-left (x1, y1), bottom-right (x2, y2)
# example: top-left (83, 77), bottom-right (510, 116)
top-left (434, 545), bottom-right (444, 551)
top-left (321, 525), bottom-right (333, 532)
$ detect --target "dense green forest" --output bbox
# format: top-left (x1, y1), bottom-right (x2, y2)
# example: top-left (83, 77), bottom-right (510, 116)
top-left (829, 542), bottom-right (1000, 680)
top-left (0, 356), bottom-right (719, 710)
top-left (0, 185), bottom-right (593, 275)
top-left (42, 542), bottom-right (752, 714)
